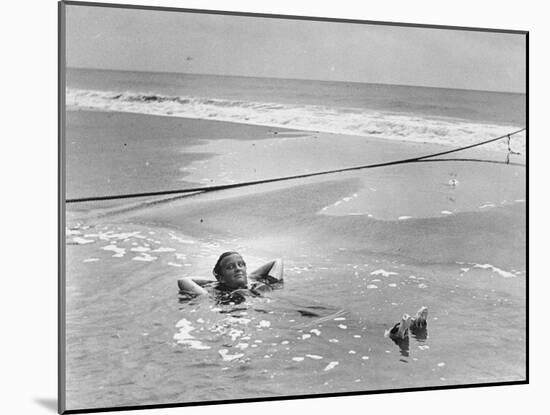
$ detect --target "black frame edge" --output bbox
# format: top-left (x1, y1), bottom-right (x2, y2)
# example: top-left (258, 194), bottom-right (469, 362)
top-left (59, 1), bottom-right (67, 414)
top-left (61, 381), bottom-right (528, 414)
top-left (525, 30), bottom-right (529, 385)
top-left (61, 0), bottom-right (528, 35)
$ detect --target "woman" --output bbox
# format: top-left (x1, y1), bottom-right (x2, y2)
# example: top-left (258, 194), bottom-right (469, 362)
top-left (177, 252), bottom-right (284, 302)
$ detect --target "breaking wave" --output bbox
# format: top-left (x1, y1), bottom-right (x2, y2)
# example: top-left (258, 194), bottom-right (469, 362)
top-left (66, 88), bottom-right (525, 153)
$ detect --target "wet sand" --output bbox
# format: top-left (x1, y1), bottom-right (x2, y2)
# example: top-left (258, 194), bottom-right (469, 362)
top-left (64, 111), bottom-right (526, 410)
top-left (66, 110), bottom-right (307, 200)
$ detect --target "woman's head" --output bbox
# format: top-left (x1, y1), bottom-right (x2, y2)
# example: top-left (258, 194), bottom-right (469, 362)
top-left (213, 251), bottom-right (248, 289)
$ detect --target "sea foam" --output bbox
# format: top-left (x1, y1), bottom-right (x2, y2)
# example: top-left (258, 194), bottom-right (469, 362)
top-left (67, 88), bottom-right (525, 154)
top-left (174, 318), bottom-right (211, 350)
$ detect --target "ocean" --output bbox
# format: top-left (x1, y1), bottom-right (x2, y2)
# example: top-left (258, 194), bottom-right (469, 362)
top-left (63, 68), bottom-right (526, 411)
top-left (66, 68), bottom-right (526, 154)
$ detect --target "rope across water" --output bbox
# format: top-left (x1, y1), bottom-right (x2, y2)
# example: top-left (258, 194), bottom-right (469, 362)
top-left (66, 128), bottom-right (526, 204)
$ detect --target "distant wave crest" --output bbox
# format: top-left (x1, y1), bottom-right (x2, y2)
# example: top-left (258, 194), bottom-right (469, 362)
top-left (66, 88), bottom-right (525, 153)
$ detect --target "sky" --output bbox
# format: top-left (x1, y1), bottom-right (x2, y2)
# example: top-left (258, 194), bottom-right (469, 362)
top-left (65, 4), bottom-right (526, 93)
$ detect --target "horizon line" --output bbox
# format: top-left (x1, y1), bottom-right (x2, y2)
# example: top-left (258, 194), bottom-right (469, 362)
top-left (65, 66), bottom-right (526, 95)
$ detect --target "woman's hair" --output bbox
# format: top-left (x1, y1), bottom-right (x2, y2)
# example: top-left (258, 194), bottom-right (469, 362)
top-left (213, 251), bottom-right (241, 280)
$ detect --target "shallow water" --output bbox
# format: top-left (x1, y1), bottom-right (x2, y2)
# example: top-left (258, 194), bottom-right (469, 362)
top-left (63, 85), bottom-right (525, 410)
top-left (65, 195), bottom-right (525, 410)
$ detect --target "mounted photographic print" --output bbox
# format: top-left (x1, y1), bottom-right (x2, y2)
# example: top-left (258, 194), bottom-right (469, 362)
top-left (59, 1), bottom-right (527, 413)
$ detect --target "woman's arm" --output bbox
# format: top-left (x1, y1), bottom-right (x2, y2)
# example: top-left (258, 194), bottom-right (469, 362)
top-left (177, 277), bottom-right (210, 295)
top-left (249, 258), bottom-right (284, 283)
top-left (189, 277), bottom-right (216, 286)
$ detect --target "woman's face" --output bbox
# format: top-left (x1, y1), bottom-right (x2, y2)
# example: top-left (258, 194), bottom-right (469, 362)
top-left (217, 254), bottom-right (248, 289)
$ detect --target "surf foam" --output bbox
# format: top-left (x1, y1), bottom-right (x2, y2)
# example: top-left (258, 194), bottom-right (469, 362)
top-left (174, 318), bottom-right (211, 350)
top-left (67, 88), bottom-right (525, 153)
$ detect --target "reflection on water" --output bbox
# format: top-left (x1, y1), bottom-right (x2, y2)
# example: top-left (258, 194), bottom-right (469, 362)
top-left (390, 335), bottom-right (410, 358)
top-left (388, 326), bottom-right (429, 359)
top-left (319, 162), bottom-right (525, 220)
